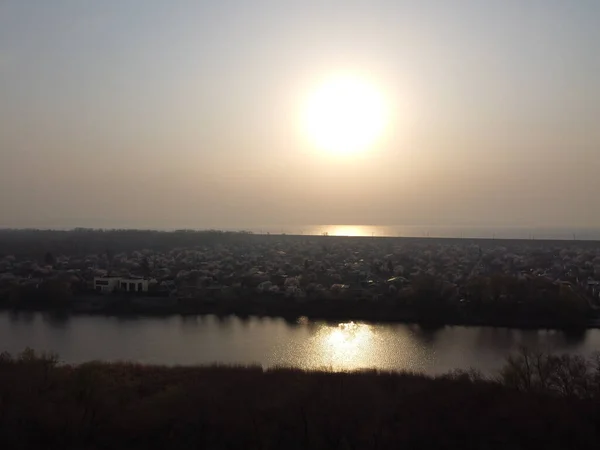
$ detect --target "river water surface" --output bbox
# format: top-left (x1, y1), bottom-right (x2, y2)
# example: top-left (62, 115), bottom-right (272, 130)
top-left (1, 312), bottom-right (599, 375)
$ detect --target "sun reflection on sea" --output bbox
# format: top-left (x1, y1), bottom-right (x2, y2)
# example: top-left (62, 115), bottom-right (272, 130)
top-left (324, 225), bottom-right (374, 237)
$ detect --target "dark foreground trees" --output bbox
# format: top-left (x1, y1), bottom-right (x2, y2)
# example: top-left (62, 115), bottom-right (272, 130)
top-left (2, 349), bottom-right (600, 449)
top-left (498, 346), bottom-right (600, 398)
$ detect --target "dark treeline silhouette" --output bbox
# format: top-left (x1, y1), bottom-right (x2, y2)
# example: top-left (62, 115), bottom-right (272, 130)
top-left (0, 348), bottom-right (600, 449)
top-left (1, 274), bottom-right (591, 330)
top-left (0, 228), bottom-right (597, 258)
top-left (407, 272), bottom-right (590, 328)
top-left (498, 346), bottom-right (600, 398)
top-left (0, 228), bottom-right (260, 257)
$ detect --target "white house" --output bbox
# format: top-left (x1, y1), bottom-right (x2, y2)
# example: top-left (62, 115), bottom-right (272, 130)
top-left (93, 277), bottom-right (121, 293)
top-left (118, 278), bottom-right (150, 293)
top-left (94, 277), bottom-right (150, 294)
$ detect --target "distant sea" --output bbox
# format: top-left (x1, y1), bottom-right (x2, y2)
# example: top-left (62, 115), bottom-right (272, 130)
top-left (224, 225), bottom-right (600, 241)
top-left (4, 224), bottom-right (600, 241)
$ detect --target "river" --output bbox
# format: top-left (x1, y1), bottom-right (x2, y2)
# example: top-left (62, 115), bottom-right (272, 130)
top-left (1, 311), bottom-right (599, 375)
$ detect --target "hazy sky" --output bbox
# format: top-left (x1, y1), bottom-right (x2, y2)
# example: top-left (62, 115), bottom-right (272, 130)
top-left (1, 0), bottom-right (599, 229)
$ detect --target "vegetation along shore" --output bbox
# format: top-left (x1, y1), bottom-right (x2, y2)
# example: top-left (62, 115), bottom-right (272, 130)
top-left (1, 229), bottom-right (600, 329)
top-left (2, 347), bottom-right (600, 449)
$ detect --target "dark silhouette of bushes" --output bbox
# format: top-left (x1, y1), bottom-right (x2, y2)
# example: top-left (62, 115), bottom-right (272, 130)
top-left (1, 348), bottom-right (600, 449)
top-left (405, 272), bottom-right (591, 329)
top-left (498, 346), bottom-right (600, 399)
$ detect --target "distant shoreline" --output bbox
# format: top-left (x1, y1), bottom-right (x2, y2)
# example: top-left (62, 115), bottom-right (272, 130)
top-left (3, 300), bottom-right (598, 331)
top-left (1, 227), bottom-right (600, 246)
top-left (2, 228), bottom-right (599, 331)
top-left (0, 229), bottom-right (600, 243)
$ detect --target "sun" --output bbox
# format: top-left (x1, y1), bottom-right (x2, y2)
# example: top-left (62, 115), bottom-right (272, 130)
top-left (302, 74), bottom-right (388, 156)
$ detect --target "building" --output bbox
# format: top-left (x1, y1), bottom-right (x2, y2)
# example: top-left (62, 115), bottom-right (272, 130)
top-left (94, 277), bottom-right (150, 294)
top-left (94, 277), bottom-right (121, 293)
top-left (118, 277), bottom-right (150, 293)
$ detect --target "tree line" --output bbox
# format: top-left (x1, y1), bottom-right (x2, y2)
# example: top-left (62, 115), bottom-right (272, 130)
top-left (1, 348), bottom-right (600, 449)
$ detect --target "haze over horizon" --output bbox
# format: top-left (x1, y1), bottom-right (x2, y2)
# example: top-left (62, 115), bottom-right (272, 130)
top-left (1, 0), bottom-right (599, 230)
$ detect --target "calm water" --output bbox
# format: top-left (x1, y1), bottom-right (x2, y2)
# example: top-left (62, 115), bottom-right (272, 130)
top-left (222, 225), bottom-right (600, 240)
top-left (1, 312), bottom-right (599, 375)
top-left (41, 224), bottom-right (600, 240)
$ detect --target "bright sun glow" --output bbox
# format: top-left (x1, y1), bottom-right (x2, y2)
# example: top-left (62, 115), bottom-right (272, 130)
top-left (302, 75), bottom-right (388, 156)
top-left (321, 322), bottom-right (375, 369)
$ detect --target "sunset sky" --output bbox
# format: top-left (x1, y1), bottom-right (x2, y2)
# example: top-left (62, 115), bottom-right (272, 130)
top-left (1, 0), bottom-right (599, 230)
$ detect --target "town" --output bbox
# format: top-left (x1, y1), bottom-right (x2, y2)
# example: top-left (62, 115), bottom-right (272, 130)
top-left (0, 229), bottom-right (599, 328)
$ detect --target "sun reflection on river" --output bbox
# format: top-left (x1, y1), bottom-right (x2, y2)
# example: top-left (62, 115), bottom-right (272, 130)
top-left (271, 320), bottom-right (439, 372)
top-left (318, 322), bottom-right (375, 370)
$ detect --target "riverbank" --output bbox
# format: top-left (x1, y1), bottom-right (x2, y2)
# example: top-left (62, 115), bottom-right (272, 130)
top-left (3, 228), bottom-right (600, 332)
top-left (2, 306), bottom-right (597, 330)
top-left (1, 349), bottom-right (600, 449)
top-left (3, 294), bottom-right (597, 330)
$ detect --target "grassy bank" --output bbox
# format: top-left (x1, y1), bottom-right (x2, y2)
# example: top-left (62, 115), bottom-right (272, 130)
top-left (2, 348), bottom-right (600, 449)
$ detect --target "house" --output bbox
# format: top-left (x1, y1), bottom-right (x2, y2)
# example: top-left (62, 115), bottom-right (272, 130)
top-left (94, 277), bottom-right (121, 293)
top-left (94, 276), bottom-right (150, 294)
top-left (118, 277), bottom-right (150, 293)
